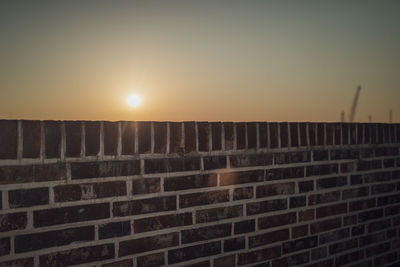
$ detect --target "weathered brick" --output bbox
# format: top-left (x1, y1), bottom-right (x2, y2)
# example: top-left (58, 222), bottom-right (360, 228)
top-left (256, 182), bottom-right (294, 198)
top-left (309, 123), bottom-right (316, 146)
top-left (299, 209), bottom-right (315, 222)
top-left (134, 212), bottom-right (192, 233)
top-left (274, 151), bottom-right (309, 164)
top-left (247, 198), bottom-right (287, 215)
top-left (203, 156), bottom-right (226, 170)
top-left (384, 158), bottom-right (395, 168)
top-left (342, 123), bottom-right (349, 144)
top-left (349, 198), bottom-right (376, 212)
top-left (378, 194), bottom-right (400, 206)
top-left (0, 212), bottom-right (27, 232)
top-left (224, 236), bottom-right (245, 252)
top-left (71, 160), bottom-right (140, 179)
top-left (120, 232), bottom-right (178, 257)
top-left (223, 122), bottom-right (234, 150)
top-left (363, 171), bottom-right (391, 183)
top-left (292, 225), bottom-right (308, 239)
top-left (329, 239), bottom-right (358, 254)
top-left (220, 170), bottom-right (264, 185)
top-left (335, 250), bottom-right (364, 266)
top-left (299, 122), bottom-right (307, 146)
top-left (183, 261), bottom-right (210, 267)
top-left (179, 190), bottom-right (229, 208)
top-left (184, 121), bottom-right (196, 152)
top-left (282, 236), bottom-right (318, 254)
top-left (137, 252), bottom-right (164, 267)
top-left (145, 157), bottom-right (200, 174)
top-left (84, 121), bottom-right (100, 156)
top-left (258, 122), bottom-right (268, 148)
top-left (103, 259), bottom-right (133, 267)
top-left (236, 122), bottom-right (246, 149)
top-left (299, 180), bottom-right (314, 193)
top-left (266, 167), bottom-right (304, 181)
top-left (154, 122), bottom-right (167, 153)
top-left (270, 122), bottom-right (279, 148)
top-left (357, 123), bottom-right (364, 144)
top-left (233, 186), bottom-right (253, 200)
top-left (0, 237), bottom-right (10, 256)
top-left (290, 196), bottom-right (306, 208)
top-left (368, 219), bottom-right (390, 233)
top-left (0, 191), bottom-right (2, 209)
top-left (372, 183), bottom-right (396, 195)
top-left (238, 245), bottom-right (281, 265)
top-left (359, 232), bottom-right (386, 247)
top-left (317, 176), bottom-right (346, 189)
top-left (352, 225), bottom-right (365, 236)
top-left (198, 122), bottom-right (209, 151)
top-left (113, 196), bottom-right (176, 217)
top-left (214, 255), bottom-right (235, 267)
top-left (258, 212), bottom-right (296, 230)
top-left (317, 123), bottom-right (325, 146)
top-left (15, 225), bottom-right (94, 253)
top-left (319, 228), bottom-right (350, 244)
top-left (358, 208), bottom-right (384, 222)
top-left (65, 121), bottom-right (81, 157)
top-left (272, 251), bottom-right (310, 267)
top-left (182, 223), bottom-right (231, 244)
top-left (0, 163), bottom-right (67, 185)
top-left (0, 258), bottom-right (34, 267)
top-left (168, 241), bottom-right (221, 264)
top-left (331, 149), bottom-right (359, 160)
top-left (196, 205), bottom-right (242, 223)
top-left (22, 120), bottom-right (41, 158)
top-left (34, 203), bottom-right (109, 227)
top-left (316, 203), bottom-right (347, 218)
top-left (164, 174), bottom-right (216, 191)
top-left (343, 186), bottom-right (369, 200)
top-left (249, 229), bottom-right (290, 248)
top-left (138, 121), bottom-right (151, 153)
top-left (44, 121), bottom-right (61, 158)
top-left (39, 243), bottom-right (114, 266)
top-left (230, 153), bottom-right (273, 168)
top-left (211, 122), bottom-right (222, 150)
top-left (326, 123), bottom-right (334, 145)
top-left (366, 242), bottom-right (391, 257)
top-left (289, 122), bottom-right (299, 147)
top-left (308, 190), bottom-right (340, 205)
top-left (280, 122), bottom-right (289, 147)
top-left (99, 221), bottom-right (131, 239)
top-left (310, 217), bottom-right (341, 234)
top-left (313, 150), bottom-right (328, 161)
top-left (132, 177), bottom-right (160, 195)
top-left (169, 122), bottom-right (182, 153)
top-left (9, 187), bottom-right (48, 208)
top-left (306, 164), bottom-right (338, 177)
top-left (121, 121), bottom-right (135, 155)
top-left (311, 247), bottom-right (327, 261)
top-left (0, 120), bottom-right (18, 159)
top-left (54, 181), bottom-right (126, 202)
top-left (357, 159), bottom-right (382, 171)
top-left (234, 219), bottom-right (255, 234)
top-left (375, 252), bottom-right (397, 266)
top-left (246, 122), bottom-right (257, 149)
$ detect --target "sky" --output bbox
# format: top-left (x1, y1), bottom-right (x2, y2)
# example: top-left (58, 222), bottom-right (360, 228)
top-left (0, 0), bottom-right (399, 122)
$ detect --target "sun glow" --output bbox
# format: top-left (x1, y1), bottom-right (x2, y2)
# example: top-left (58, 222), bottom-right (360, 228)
top-left (127, 93), bottom-right (142, 108)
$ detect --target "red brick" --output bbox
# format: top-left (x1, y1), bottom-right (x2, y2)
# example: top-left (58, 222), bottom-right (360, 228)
top-left (138, 121), bottom-right (151, 153)
top-left (198, 122), bottom-right (210, 151)
top-left (121, 121), bottom-right (135, 155)
top-left (137, 252), bottom-right (164, 267)
top-left (154, 122), bottom-right (167, 153)
top-left (44, 121), bottom-right (61, 158)
top-left (169, 122), bottom-right (182, 153)
top-left (84, 121), bottom-right (100, 156)
top-left (65, 121), bottom-right (81, 157)
top-left (0, 212), bottom-right (27, 232)
top-left (184, 121), bottom-right (196, 152)
top-left (211, 122), bottom-right (222, 150)
top-left (133, 212), bottom-right (192, 233)
top-left (280, 122), bottom-right (289, 147)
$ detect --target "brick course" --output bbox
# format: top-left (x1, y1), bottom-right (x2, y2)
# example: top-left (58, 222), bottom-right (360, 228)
top-left (0, 120), bottom-right (399, 266)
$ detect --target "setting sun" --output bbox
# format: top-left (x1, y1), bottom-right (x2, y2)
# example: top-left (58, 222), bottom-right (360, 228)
top-left (127, 93), bottom-right (142, 108)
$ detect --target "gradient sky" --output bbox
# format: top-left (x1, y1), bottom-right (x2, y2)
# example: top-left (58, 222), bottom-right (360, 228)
top-left (0, 0), bottom-right (399, 122)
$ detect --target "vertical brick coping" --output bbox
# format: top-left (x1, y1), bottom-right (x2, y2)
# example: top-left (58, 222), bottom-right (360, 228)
top-left (0, 120), bottom-right (399, 266)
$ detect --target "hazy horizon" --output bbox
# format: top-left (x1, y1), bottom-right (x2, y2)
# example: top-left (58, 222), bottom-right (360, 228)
top-left (1, 1), bottom-right (399, 122)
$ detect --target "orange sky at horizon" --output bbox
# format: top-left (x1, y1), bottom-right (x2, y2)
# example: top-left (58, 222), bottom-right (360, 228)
top-left (1, 1), bottom-right (399, 123)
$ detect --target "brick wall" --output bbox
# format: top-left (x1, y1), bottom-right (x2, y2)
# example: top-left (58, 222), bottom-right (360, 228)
top-left (0, 120), bottom-right (399, 267)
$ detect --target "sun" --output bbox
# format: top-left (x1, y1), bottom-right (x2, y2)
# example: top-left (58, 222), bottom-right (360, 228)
top-left (127, 93), bottom-right (142, 108)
